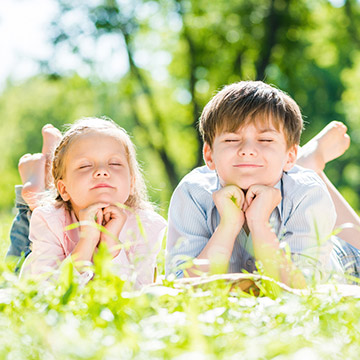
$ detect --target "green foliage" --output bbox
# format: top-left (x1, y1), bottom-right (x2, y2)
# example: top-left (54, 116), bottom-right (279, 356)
top-left (1, 256), bottom-right (360, 359)
top-left (1, 207), bottom-right (360, 358)
top-left (2, 0), bottom-right (360, 214)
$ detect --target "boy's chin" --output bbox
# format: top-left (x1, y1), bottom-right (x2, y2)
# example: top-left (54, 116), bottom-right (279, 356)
top-left (237, 182), bottom-right (253, 191)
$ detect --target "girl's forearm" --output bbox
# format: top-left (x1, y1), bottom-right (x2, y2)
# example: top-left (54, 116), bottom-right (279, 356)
top-left (71, 229), bottom-right (99, 268)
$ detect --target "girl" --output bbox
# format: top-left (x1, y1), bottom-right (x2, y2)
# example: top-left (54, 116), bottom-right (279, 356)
top-left (20, 117), bottom-right (167, 287)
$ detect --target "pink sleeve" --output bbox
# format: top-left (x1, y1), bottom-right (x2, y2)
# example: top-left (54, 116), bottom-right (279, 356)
top-left (112, 211), bottom-right (167, 287)
top-left (20, 207), bottom-right (67, 277)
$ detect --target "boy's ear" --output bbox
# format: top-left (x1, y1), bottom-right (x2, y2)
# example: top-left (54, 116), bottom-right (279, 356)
top-left (283, 144), bottom-right (298, 171)
top-left (57, 180), bottom-right (71, 201)
top-left (203, 142), bottom-right (216, 170)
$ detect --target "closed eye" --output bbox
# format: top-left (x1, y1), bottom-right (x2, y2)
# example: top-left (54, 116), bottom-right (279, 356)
top-left (79, 164), bottom-right (92, 169)
top-left (259, 139), bottom-right (274, 142)
top-left (110, 162), bottom-right (122, 166)
top-left (224, 139), bottom-right (239, 143)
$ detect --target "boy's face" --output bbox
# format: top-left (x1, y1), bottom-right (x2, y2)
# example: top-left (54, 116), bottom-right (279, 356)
top-left (203, 121), bottom-right (298, 190)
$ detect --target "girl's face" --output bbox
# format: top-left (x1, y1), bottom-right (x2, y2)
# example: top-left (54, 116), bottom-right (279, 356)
top-left (57, 130), bottom-right (133, 218)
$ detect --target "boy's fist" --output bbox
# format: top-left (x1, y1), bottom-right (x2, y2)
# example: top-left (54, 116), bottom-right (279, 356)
top-left (244, 185), bottom-right (281, 228)
top-left (213, 185), bottom-right (245, 233)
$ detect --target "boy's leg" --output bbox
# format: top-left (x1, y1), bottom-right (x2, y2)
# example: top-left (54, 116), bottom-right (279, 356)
top-left (332, 236), bottom-right (360, 282)
top-left (297, 121), bottom-right (360, 249)
top-left (297, 121), bottom-right (350, 172)
top-left (319, 172), bottom-right (360, 250)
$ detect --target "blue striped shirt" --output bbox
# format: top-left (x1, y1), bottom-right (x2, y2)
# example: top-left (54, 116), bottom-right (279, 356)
top-left (166, 165), bottom-right (336, 280)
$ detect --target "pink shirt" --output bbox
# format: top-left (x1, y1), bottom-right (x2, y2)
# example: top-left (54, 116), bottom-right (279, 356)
top-left (21, 204), bottom-right (167, 287)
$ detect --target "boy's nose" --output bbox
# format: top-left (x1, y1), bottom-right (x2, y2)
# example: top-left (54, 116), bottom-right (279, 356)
top-left (238, 142), bottom-right (257, 156)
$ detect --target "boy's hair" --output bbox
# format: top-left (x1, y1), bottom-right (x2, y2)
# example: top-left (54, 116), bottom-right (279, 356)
top-left (52, 117), bottom-right (152, 211)
top-left (199, 81), bottom-right (303, 148)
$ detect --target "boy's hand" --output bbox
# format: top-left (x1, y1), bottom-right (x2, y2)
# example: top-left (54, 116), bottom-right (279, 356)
top-left (78, 202), bottom-right (109, 246)
top-left (244, 185), bottom-right (281, 230)
top-left (213, 185), bottom-right (245, 234)
top-left (100, 205), bottom-right (127, 257)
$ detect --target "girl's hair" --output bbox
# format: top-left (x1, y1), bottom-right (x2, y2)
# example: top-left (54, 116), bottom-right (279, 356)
top-left (52, 117), bottom-right (152, 211)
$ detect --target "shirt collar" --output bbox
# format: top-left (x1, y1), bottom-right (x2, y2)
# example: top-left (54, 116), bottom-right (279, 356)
top-left (274, 177), bottom-right (284, 219)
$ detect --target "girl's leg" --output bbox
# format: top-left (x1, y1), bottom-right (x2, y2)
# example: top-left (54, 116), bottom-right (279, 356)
top-left (7, 186), bottom-right (31, 259)
top-left (297, 121), bottom-right (360, 249)
top-left (7, 124), bottom-right (62, 262)
top-left (20, 124), bottom-right (61, 210)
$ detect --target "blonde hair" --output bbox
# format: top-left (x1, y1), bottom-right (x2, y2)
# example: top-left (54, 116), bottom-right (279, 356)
top-left (52, 117), bottom-right (151, 211)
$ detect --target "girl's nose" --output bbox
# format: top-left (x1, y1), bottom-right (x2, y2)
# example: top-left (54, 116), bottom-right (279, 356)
top-left (94, 167), bottom-right (110, 177)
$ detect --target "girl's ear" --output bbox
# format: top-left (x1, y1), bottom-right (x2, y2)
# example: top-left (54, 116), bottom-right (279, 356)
top-left (203, 142), bottom-right (216, 170)
top-left (283, 144), bottom-right (298, 172)
top-left (57, 180), bottom-right (71, 201)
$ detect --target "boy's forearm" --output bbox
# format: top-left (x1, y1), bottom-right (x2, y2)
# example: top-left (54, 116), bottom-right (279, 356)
top-left (250, 223), bottom-right (307, 289)
top-left (185, 222), bottom-right (239, 277)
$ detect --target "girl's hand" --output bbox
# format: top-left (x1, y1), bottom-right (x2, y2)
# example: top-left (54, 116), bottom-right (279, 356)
top-left (213, 185), bottom-right (245, 235)
top-left (100, 205), bottom-right (127, 257)
top-left (78, 202), bottom-right (109, 246)
top-left (244, 185), bottom-right (281, 230)
top-left (71, 203), bottom-right (109, 269)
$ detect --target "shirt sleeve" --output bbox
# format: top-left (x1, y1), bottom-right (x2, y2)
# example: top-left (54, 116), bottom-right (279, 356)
top-left (20, 207), bottom-right (67, 277)
top-left (111, 211), bottom-right (167, 288)
top-left (280, 184), bottom-right (336, 282)
top-left (166, 182), bottom-right (214, 278)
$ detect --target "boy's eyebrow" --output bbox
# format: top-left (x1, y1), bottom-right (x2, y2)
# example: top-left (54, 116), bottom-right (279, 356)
top-left (220, 128), bottom-right (280, 136)
top-left (257, 128), bottom-right (279, 134)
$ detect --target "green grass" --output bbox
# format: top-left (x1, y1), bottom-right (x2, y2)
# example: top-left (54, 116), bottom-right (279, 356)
top-left (1, 212), bottom-right (360, 359)
top-left (0, 211), bottom-right (13, 258)
top-left (1, 263), bottom-right (360, 359)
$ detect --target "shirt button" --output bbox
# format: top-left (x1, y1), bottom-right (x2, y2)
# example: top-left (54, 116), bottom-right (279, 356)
top-left (246, 259), bottom-right (253, 267)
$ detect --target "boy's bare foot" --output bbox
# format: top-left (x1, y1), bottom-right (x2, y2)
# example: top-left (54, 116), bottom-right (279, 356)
top-left (297, 121), bottom-right (350, 173)
top-left (20, 124), bottom-right (62, 210)
top-left (19, 153), bottom-right (46, 211)
top-left (41, 124), bottom-right (62, 187)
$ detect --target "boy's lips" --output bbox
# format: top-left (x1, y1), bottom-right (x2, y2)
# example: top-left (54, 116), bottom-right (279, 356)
top-left (233, 164), bottom-right (263, 168)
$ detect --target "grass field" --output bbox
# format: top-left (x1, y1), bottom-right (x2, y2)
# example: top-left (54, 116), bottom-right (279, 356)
top-left (1, 212), bottom-right (360, 359)
top-left (0, 212), bottom-right (13, 259)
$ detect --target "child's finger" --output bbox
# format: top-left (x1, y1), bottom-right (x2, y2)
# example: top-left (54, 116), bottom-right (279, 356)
top-left (104, 205), bottom-right (125, 218)
top-left (96, 208), bottom-right (103, 225)
top-left (225, 185), bottom-right (244, 208)
top-left (244, 187), bottom-right (257, 208)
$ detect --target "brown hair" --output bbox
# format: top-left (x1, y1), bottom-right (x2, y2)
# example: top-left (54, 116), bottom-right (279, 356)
top-left (52, 117), bottom-right (151, 211)
top-left (199, 81), bottom-right (303, 148)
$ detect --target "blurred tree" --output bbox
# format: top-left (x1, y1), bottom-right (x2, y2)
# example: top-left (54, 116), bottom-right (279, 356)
top-left (3, 0), bottom-right (360, 213)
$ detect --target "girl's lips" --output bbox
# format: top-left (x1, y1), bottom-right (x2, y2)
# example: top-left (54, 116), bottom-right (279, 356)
top-left (91, 183), bottom-right (114, 189)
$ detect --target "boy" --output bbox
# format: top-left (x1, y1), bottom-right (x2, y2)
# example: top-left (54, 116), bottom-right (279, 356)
top-left (166, 81), bottom-right (343, 288)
